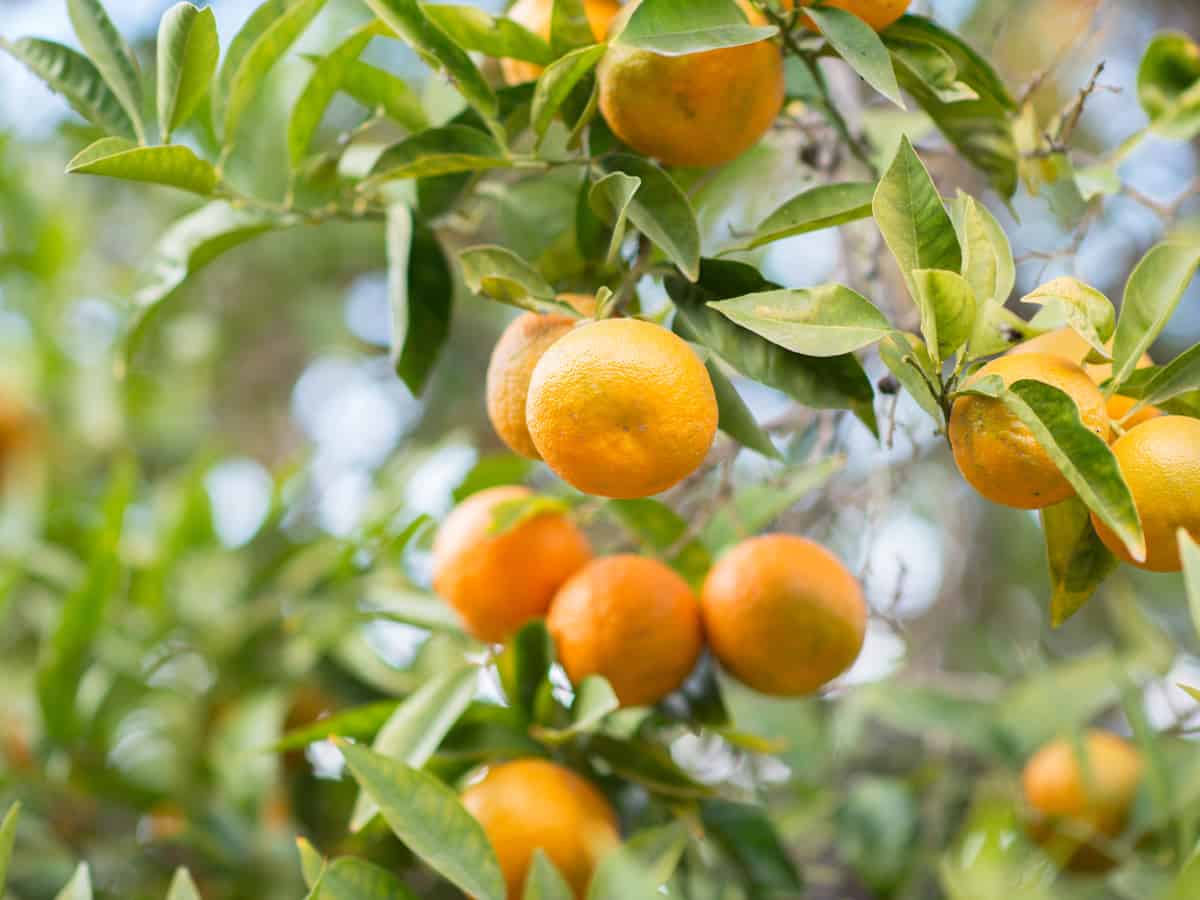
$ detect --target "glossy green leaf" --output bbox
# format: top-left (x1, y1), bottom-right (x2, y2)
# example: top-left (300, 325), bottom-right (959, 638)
top-left (54, 865), bottom-right (93, 900)
top-left (603, 154), bottom-right (700, 281)
top-left (289, 26), bottom-right (375, 166)
top-left (806, 6), bottom-right (903, 108)
top-left (297, 838), bottom-right (325, 888)
top-left (67, 0), bottom-right (144, 140)
top-left (523, 850), bottom-right (573, 900)
top-left (666, 260), bottom-right (877, 433)
top-left (724, 181), bottom-right (876, 252)
top-left (700, 349), bottom-right (781, 461)
top-left (883, 16), bottom-right (1018, 197)
top-left (951, 192), bottom-right (1018, 358)
top-left (587, 847), bottom-right (662, 900)
top-left (887, 37), bottom-right (977, 103)
top-left (497, 620), bottom-right (555, 721)
top-left (1020, 277), bottom-right (1115, 358)
top-left (535, 675), bottom-right (620, 743)
top-left (1040, 497), bottom-right (1118, 627)
top-left (532, 44), bottom-right (606, 142)
top-left (157, 3), bottom-right (219, 140)
top-left (589, 171), bottom-right (641, 264)
top-left (273, 701), bottom-right (398, 752)
top-left (879, 331), bottom-right (943, 425)
top-left (1111, 242), bottom-right (1200, 390)
top-left (1138, 32), bottom-right (1200, 140)
top-left (318, 57), bottom-right (427, 131)
top-left (337, 740), bottom-right (506, 900)
top-left (66, 138), bottom-right (219, 195)
top-left (217, 0), bottom-right (329, 145)
top-left (317, 857), bottom-right (419, 900)
top-left (424, 4), bottom-right (553, 64)
top-left (1128, 343), bottom-right (1200, 415)
top-left (873, 137), bottom-right (962, 300)
top-left (701, 800), bottom-right (804, 894)
top-left (606, 497), bottom-right (712, 584)
top-left (912, 268), bottom-right (975, 362)
top-left (1182, 530), bottom-right (1200, 645)
top-left (349, 663), bottom-right (479, 830)
top-left (615, 0), bottom-right (775, 55)
top-left (368, 126), bottom-right (507, 180)
top-left (0, 803), bottom-right (19, 893)
top-left (488, 495), bottom-right (571, 535)
top-left (0, 37), bottom-right (135, 138)
top-left (709, 285), bottom-right (892, 357)
top-left (458, 245), bottom-right (565, 312)
top-left (165, 869), bottom-right (202, 900)
top-left (364, 0), bottom-right (498, 124)
top-left (550, 0), bottom-right (596, 56)
top-left (385, 204), bottom-right (452, 394)
top-left (367, 584), bottom-right (465, 631)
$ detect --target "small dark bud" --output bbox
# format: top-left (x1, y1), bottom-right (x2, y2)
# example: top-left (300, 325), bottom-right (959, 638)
top-left (877, 375), bottom-right (901, 395)
top-left (1002, 326), bottom-right (1024, 343)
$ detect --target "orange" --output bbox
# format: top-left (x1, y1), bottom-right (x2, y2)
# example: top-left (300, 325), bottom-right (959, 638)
top-left (1010, 328), bottom-right (1160, 428)
top-left (501, 0), bottom-right (622, 84)
top-left (547, 555), bottom-right (703, 706)
top-left (0, 386), bottom-right (39, 478)
top-left (1022, 731), bottom-right (1142, 871)
top-left (597, 1), bottom-right (785, 167)
top-left (1092, 416), bottom-right (1200, 572)
top-left (800, 0), bottom-right (910, 31)
top-left (949, 353), bottom-right (1110, 509)
top-left (700, 534), bottom-right (866, 695)
top-left (461, 759), bottom-right (619, 899)
top-left (486, 296), bottom-right (598, 460)
top-left (432, 485), bottom-right (592, 642)
top-left (526, 318), bottom-right (718, 498)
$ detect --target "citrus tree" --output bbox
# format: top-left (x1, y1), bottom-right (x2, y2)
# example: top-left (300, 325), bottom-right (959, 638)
top-left (2, 0), bottom-right (1200, 897)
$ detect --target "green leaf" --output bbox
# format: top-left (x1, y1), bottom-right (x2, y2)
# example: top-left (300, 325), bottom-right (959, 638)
top-left (67, 0), bottom-right (144, 141)
top-left (603, 154), bottom-right (700, 281)
top-left (37, 458), bottom-right (135, 742)
top-left (54, 865), bottom-right (93, 900)
top-left (0, 803), bottom-right (20, 893)
top-left (1138, 32), bottom-right (1200, 141)
top-left (424, 4), bottom-right (554, 65)
top-left (66, 138), bottom-right (219, 195)
top-left (589, 171), bottom-right (641, 265)
top-left (951, 192), bottom-right (1018, 357)
top-left (806, 6), bottom-right (903, 108)
top-left (458, 245), bottom-right (564, 312)
top-left (1020, 277), bottom-right (1115, 359)
top-left (879, 331), bottom-right (943, 424)
top-left (385, 204), bottom-right (452, 394)
top-left (1162, 848), bottom-right (1200, 900)
top-left (873, 137), bottom-right (962, 301)
top-left (550, 0), bottom-right (596, 56)
top-left (274, 701), bottom-right (399, 752)
top-left (289, 26), bottom-right (376, 167)
top-left (218, 0), bottom-right (329, 145)
top-left (1111, 242), bottom-right (1200, 390)
top-left (319, 56), bottom-right (427, 131)
top-left (534, 675), bottom-right (620, 743)
top-left (700, 800), bottom-right (804, 894)
top-left (724, 181), bottom-right (876, 253)
top-left (616, 0), bottom-right (776, 55)
top-left (297, 838), bottom-right (326, 888)
top-left (368, 125), bottom-right (507, 180)
top-left (887, 37), bottom-right (978, 103)
top-left (496, 620), bottom-right (555, 721)
top-left (587, 847), bottom-right (662, 900)
top-left (625, 822), bottom-right (689, 885)
top-left (488, 495), bottom-right (571, 535)
top-left (587, 734), bottom-right (713, 799)
top-left (709, 285), bottom-right (893, 357)
top-left (124, 202), bottom-right (281, 359)
top-left (453, 454), bottom-right (536, 502)
top-left (531, 44), bottom-right (606, 143)
top-left (523, 850), bottom-right (573, 900)
top-left (1181, 684), bottom-right (1200, 704)
top-left (1128, 342), bottom-right (1200, 413)
top-left (701, 350), bottom-right (781, 461)
top-left (317, 857), bottom-right (419, 900)
top-left (1040, 497), bottom-right (1118, 627)
top-left (606, 497), bottom-right (712, 584)
top-left (0, 37), bottom-right (135, 139)
top-left (883, 16), bottom-right (1018, 197)
top-left (349, 664), bottom-right (479, 831)
top-left (911, 268), bottom-right (975, 363)
top-left (702, 457), bottom-right (844, 551)
top-left (337, 739), bottom-right (506, 900)
top-left (666, 260), bottom-right (877, 433)
top-left (364, 0), bottom-right (498, 125)
top-left (1181, 530), bottom-right (1200, 645)
top-left (165, 869), bottom-right (202, 900)
top-left (368, 583), bottom-right (467, 631)
top-left (157, 3), bottom-right (219, 140)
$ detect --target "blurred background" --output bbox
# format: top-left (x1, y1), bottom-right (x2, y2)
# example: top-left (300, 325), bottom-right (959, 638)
top-left (0, 0), bottom-right (1199, 897)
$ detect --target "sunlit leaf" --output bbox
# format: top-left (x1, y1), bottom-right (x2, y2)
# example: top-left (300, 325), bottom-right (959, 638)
top-left (67, 0), bottom-right (144, 140)
top-left (589, 171), bottom-right (641, 264)
top-left (1126, 343), bottom-right (1200, 414)
top-left (912, 268), bottom-right (975, 362)
top-left (316, 857), bottom-right (419, 900)
top-left (165, 868), bottom-right (202, 900)
top-left (1137, 32), bottom-right (1200, 141)
top-left (587, 846), bottom-right (663, 900)
top-left (522, 850), bottom-right (573, 900)
top-left (531, 44), bottom-right (606, 143)
top-left (66, 138), bottom-right (219, 195)
top-left (458, 245), bottom-right (566, 313)
top-left (157, 2), bottom-right (219, 140)
top-left (615, 0), bottom-right (775, 55)
top-left (724, 181), bottom-right (875, 253)
top-left (54, 864), bottom-right (93, 900)
top-left (1020, 277), bottom-right (1115, 359)
top-left (1041, 497), bottom-right (1118, 627)
top-left (424, 4), bottom-right (553, 65)
top-left (603, 155), bottom-right (700, 281)
top-left (273, 701), bottom-right (398, 752)
top-left (288, 25), bottom-right (377, 167)
top-left (297, 838), bottom-right (327, 889)
top-left (807, 6), bottom-right (903, 108)
top-left (1111, 242), bottom-right (1200, 390)
top-left (1181, 530), bottom-right (1200, 645)
top-left (0, 803), bottom-right (20, 893)
top-left (369, 126), bottom-right (507, 181)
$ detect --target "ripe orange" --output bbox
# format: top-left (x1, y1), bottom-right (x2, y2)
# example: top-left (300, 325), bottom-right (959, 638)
top-left (461, 759), bottom-right (619, 899)
top-left (501, 0), bottom-right (622, 84)
top-left (486, 297), bottom-right (597, 460)
top-left (0, 386), bottom-right (39, 478)
top-left (547, 555), bottom-right (703, 706)
top-left (597, 2), bottom-right (785, 167)
top-left (432, 485), bottom-right (592, 642)
top-left (526, 318), bottom-right (718, 498)
top-left (1010, 328), bottom-right (1160, 429)
top-left (1022, 731), bottom-right (1142, 871)
top-left (700, 534), bottom-right (866, 695)
top-left (800, 0), bottom-right (910, 31)
top-left (1091, 416), bottom-right (1200, 572)
top-left (949, 353), bottom-right (1110, 509)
